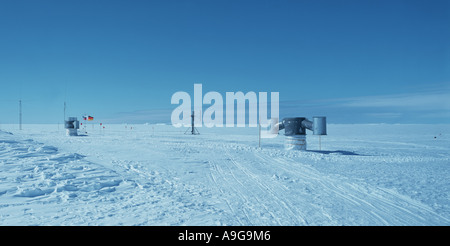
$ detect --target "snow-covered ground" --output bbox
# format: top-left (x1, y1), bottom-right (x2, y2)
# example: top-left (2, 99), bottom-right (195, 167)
top-left (0, 123), bottom-right (449, 225)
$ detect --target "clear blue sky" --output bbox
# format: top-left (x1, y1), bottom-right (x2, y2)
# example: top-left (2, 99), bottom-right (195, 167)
top-left (0, 0), bottom-right (449, 124)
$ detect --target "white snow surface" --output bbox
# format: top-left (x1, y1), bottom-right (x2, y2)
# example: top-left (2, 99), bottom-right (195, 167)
top-left (0, 123), bottom-right (449, 225)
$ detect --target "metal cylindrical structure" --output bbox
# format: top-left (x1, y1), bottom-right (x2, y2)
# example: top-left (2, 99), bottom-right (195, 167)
top-left (284, 135), bottom-right (306, 150)
top-left (65, 117), bottom-right (79, 136)
top-left (282, 118), bottom-right (306, 135)
top-left (66, 128), bottom-right (78, 136)
top-left (313, 116), bottom-right (327, 135)
top-left (279, 116), bottom-right (326, 151)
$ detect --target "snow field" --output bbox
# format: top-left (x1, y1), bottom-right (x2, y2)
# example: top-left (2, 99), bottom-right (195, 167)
top-left (0, 123), bottom-right (449, 225)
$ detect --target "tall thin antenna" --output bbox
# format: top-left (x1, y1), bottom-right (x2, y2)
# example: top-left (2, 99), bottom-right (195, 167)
top-left (19, 99), bottom-right (22, 130)
top-left (19, 81), bottom-right (23, 130)
top-left (64, 81), bottom-right (67, 123)
top-left (258, 116), bottom-right (261, 148)
top-left (64, 101), bottom-right (66, 122)
top-left (184, 110), bottom-right (200, 135)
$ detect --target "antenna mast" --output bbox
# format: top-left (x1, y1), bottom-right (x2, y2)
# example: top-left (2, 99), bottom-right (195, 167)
top-left (184, 110), bottom-right (200, 135)
top-left (19, 100), bottom-right (22, 130)
top-left (64, 101), bottom-right (66, 122)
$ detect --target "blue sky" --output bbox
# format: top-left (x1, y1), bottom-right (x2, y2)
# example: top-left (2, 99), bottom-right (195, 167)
top-left (0, 0), bottom-right (449, 124)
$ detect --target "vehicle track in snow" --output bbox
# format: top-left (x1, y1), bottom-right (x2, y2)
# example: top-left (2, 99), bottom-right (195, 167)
top-left (252, 151), bottom-right (450, 225)
top-left (209, 160), bottom-right (252, 225)
top-left (209, 157), bottom-right (293, 225)
top-left (206, 145), bottom-right (312, 225)
top-left (223, 150), bottom-right (310, 225)
top-left (201, 138), bottom-right (450, 225)
top-left (4, 124), bottom-right (449, 226)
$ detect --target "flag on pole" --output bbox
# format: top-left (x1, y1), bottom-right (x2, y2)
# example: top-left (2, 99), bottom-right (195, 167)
top-left (88, 116), bottom-right (94, 121)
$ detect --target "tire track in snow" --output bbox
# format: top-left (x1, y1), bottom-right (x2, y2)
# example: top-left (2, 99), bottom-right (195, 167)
top-left (221, 161), bottom-right (285, 225)
top-left (204, 140), bottom-right (312, 225)
top-left (268, 154), bottom-right (415, 225)
top-left (208, 160), bottom-right (248, 225)
top-left (209, 157), bottom-right (286, 225)
top-left (255, 152), bottom-right (450, 225)
top-left (223, 150), bottom-right (309, 225)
